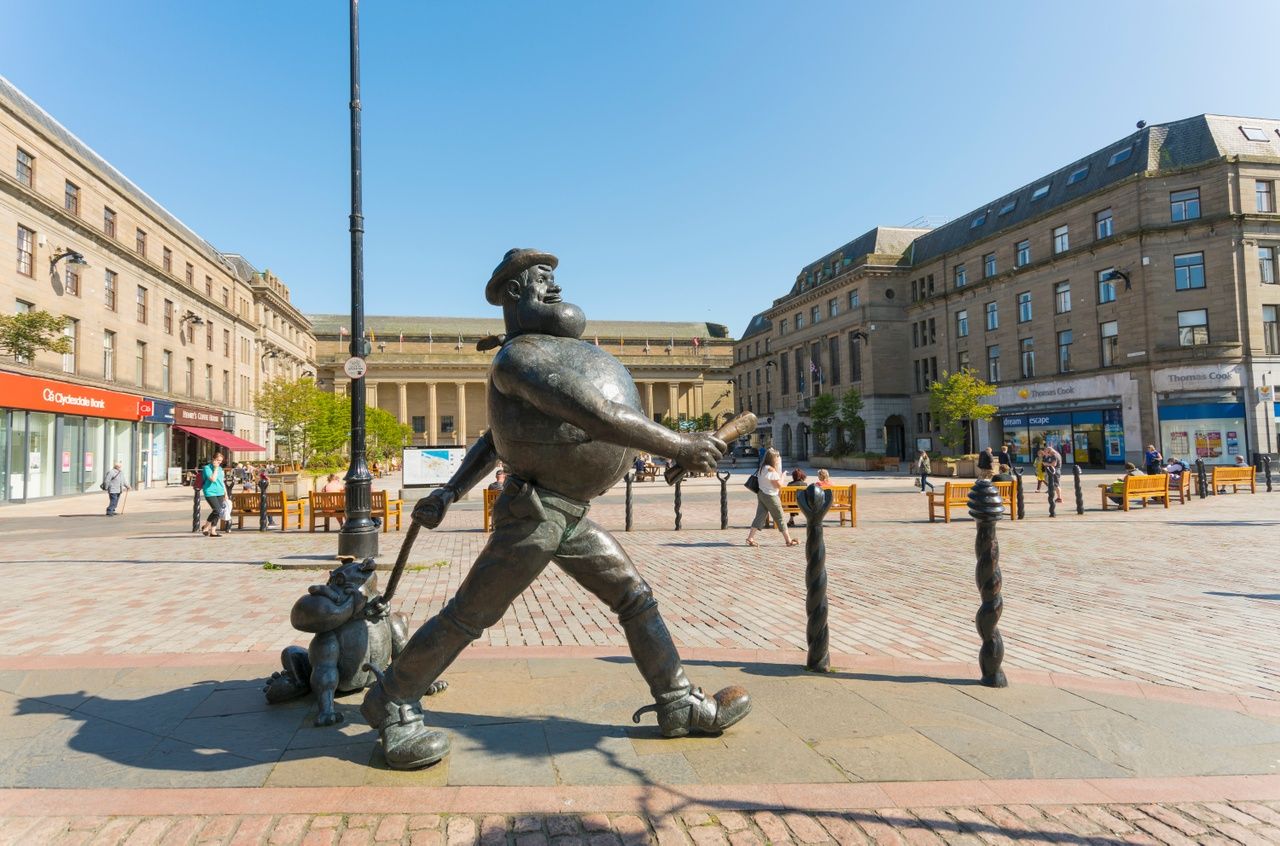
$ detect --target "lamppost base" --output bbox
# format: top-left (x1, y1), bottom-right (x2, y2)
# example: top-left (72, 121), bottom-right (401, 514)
top-left (337, 525), bottom-right (379, 560)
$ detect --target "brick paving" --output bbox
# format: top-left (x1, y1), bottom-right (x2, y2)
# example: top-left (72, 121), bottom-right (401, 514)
top-left (6, 801), bottom-right (1280, 845)
top-left (2, 468), bottom-right (1279, 843)
top-left (0, 471), bottom-right (1275, 699)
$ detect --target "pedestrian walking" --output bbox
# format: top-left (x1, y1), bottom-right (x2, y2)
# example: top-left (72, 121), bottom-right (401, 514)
top-left (745, 448), bottom-right (798, 548)
top-left (976, 447), bottom-right (994, 481)
top-left (101, 461), bottom-right (129, 516)
top-left (1041, 443), bottom-right (1064, 503)
top-left (998, 444), bottom-right (1012, 470)
top-left (200, 453), bottom-right (227, 537)
top-left (915, 449), bottom-right (935, 493)
top-left (1144, 444), bottom-right (1164, 476)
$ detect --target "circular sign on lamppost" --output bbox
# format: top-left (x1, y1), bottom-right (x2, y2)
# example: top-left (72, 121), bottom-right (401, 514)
top-left (343, 356), bottom-right (368, 380)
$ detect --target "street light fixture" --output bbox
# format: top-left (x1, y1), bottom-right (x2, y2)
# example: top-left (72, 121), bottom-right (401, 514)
top-left (49, 248), bottom-right (89, 274)
top-left (338, 0), bottom-right (378, 561)
top-left (1102, 269), bottom-right (1132, 290)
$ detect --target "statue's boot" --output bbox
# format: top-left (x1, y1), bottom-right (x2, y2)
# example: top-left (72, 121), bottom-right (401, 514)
top-left (359, 609), bottom-right (473, 770)
top-left (622, 599), bottom-right (751, 737)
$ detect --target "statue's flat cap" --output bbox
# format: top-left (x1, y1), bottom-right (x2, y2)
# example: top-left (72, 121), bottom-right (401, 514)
top-left (485, 248), bottom-right (558, 305)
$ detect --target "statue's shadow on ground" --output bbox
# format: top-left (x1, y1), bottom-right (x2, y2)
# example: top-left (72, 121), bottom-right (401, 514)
top-left (604, 656), bottom-right (980, 687)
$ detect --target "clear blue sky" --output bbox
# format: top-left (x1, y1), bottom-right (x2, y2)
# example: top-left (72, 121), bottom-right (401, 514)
top-left (5, 1), bottom-right (1278, 335)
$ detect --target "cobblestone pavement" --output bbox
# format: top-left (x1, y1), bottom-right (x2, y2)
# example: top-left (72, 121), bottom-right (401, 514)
top-left (6, 800), bottom-right (1280, 845)
top-left (1, 471), bottom-right (1274, 700)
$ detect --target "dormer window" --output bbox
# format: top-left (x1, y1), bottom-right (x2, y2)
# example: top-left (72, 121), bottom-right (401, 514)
top-left (1067, 165), bottom-right (1089, 185)
top-left (970, 212), bottom-right (987, 229)
top-left (1031, 183), bottom-right (1051, 201)
top-left (1241, 126), bottom-right (1270, 142)
top-left (1108, 147), bottom-right (1133, 167)
top-left (997, 199), bottom-right (1017, 216)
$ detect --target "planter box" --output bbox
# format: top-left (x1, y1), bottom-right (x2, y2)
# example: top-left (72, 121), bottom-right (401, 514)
top-left (933, 464), bottom-right (958, 477)
top-left (954, 459), bottom-right (977, 478)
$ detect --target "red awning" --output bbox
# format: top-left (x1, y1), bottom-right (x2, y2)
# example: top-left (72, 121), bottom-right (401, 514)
top-left (175, 425), bottom-right (266, 452)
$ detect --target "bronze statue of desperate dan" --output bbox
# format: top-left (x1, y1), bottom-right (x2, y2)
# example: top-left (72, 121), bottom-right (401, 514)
top-left (360, 248), bottom-right (752, 770)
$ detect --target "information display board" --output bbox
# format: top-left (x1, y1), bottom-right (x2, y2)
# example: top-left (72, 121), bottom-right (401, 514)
top-left (402, 446), bottom-right (467, 486)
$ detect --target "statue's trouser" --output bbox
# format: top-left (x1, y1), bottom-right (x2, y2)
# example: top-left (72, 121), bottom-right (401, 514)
top-left (374, 483), bottom-right (692, 710)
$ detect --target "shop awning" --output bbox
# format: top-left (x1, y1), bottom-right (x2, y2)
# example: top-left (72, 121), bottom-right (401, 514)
top-left (175, 425), bottom-right (266, 452)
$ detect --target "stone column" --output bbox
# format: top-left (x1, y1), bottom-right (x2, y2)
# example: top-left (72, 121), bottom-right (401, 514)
top-left (643, 382), bottom-right (655, 419)
top-left (456, 382), bottom-right (468, 447)
top-left (694, 382), bottom-right (705, 418)
top-left (397, 382), bottom-right (408, 425)
top-left (366, 381), bottom-right (379, 409)
top-left (427, 382), bottom-right (438, 445)
top-left (667, 382), bottom-right (679, 423)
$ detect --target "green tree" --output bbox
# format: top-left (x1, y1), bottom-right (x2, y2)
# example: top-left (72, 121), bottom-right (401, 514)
top-left (809, 393), bottom-right (838, 454)
top-left (367, 406), bottom-right (413, 463)
top-left (309, 391), bottom-right (352, 461)
top-left (838, 389), bottom-right (866, 453)
top-left (0, 310), bottom-right (71, 361)
top-left (255, 377), bottom-right (321, 466)
top-left (928, 369), bottom-right (997, 451)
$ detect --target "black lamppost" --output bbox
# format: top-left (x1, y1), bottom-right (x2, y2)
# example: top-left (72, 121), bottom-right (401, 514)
top-left (338, 0), bottom-right (378, 560)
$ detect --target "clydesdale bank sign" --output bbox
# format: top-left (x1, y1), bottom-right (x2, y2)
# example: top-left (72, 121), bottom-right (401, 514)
top-left (0, 371), bottom-right (147, 420)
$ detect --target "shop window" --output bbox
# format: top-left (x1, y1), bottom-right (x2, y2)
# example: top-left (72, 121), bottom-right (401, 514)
top-left (1019, 338), bottom-right (1035, 379)
top-left (987, 345), bottom-right (1000, 383)
top-left (1177, 309), bottom-right (1209, 346)
top-left (1174, 252), bottom-right (1205, 290)
top-left (1100, 321), bottom-right (1118, 366)
top-left (1055, 281), bottom-right (1071, 313)
top-left (1264, 306), bottom-right (1280, 355)
top-left (1170, 188), bottom-right (1200, 222)
top-left (1057, 330), bottom-right (1072, 373)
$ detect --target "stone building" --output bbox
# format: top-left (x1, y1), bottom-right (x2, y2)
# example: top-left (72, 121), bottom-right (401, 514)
top-left (0, 75), bottom-right (315, 501)
top-left (310, 315), bottom-right (735, 447)
top-left (734, 114), bottom-right (1280, 467)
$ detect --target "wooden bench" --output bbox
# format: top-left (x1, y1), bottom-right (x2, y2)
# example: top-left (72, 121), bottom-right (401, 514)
top-left (1211, 465), bottom-right (1256, 494)
top-left (1098, 473), bottom-right (1170, 511)
top-left (1169, 471), bottom-right (1192, 504)
top-left (632, 464), bottom-right (658, 482)
top-left (231, 490), bottom-right (304, 530)
top-left (927, 481), bottom-right (1017, 523)
top-left (483, 487), bottom-right (502, 532)
top-left (767, 484), bottom-right (858, 527)
top-left (309, 490), bottom-right (346, 532)
top-left (372, 490), bottom-right (403, 532)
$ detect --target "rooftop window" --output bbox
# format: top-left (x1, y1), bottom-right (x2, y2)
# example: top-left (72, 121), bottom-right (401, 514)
top-left (970, 212), bottom-right (987, 229)
top-left (1067, 165), bottom-right (1090, 185)
top-left (997, 199), bottom-right (1017, 216)
top-left (1241, 126), bottom-right (1270, 142)
top-left (1107, 147), bottom-right (1133, 167)
top-left (1031, 183), bottom-right (1051, 201)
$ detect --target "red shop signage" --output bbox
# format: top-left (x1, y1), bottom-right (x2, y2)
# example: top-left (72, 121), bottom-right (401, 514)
top-left (0, 371), bottom-right (144, 420)
top-left (174, 404), bottom-right (223, 427)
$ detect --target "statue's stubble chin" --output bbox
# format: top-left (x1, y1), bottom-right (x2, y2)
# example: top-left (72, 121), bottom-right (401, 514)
top-left (516, 300), bottom-right (586, 339)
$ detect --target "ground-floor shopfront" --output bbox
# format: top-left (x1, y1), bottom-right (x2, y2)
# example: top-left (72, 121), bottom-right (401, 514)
top-left (171, 403), bottom-right (265, 472)
top-left (0, 371), bottom-right (147, 503)
top-left (989, 372), bottom-right (1142, 467)
top-left (1152, 364), bottom-right (1248, 466)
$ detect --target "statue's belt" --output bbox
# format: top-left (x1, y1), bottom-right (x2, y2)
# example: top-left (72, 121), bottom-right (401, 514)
top-left (502, 476), bottom-right (590, 522)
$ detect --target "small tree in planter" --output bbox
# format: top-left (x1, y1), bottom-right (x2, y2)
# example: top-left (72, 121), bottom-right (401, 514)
top-left (928, 369), bottom-right (997, 454)
top-left (810, 393), bottom-right (838, 454)
top-left (837, 389), bottom-right (866, 454)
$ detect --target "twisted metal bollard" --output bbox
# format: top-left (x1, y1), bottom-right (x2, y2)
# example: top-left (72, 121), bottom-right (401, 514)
top-left (716, 470), bottom-right (730, 530)
top-left (1013, 467), bottom-right (1026, 519)
top-left (1072, 464), bottom-right (1084, 514)
top-left (1266, 456), bottom-right (1273, 493)
top-left (797, 483), bottom-right (833, 672)
top-left (1196, 458), bottom-right (1208, 498)
top-left (673, 478), bottom-right (683, 531)
top-left (1046, 469), bottom-right (1057, 518)
top-left (259, 488), bottom-right (269, 531)
top-left (968, 480), bottom-right (1007, 688)
top-left (623, 472), bottom-right (634, 532)
top-left (192, 484), bottom-right (202, 533)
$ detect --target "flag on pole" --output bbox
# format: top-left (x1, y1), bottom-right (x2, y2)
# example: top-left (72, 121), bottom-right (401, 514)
top-left (369, 328), bottom-right (376, 344)
top-left (692, 337), bottom-right (701, 350)
top-left (399, 331), bottom-right (403, 352)
top-left (339, 327), bottom-right (349, 336)
top-left (428, 331), bottom-right (433, 347)
top-left (594, 335), bottom-right (599, 346)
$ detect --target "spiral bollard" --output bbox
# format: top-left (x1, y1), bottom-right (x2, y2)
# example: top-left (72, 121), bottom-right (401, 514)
top-left (259, 489), bottom-right (269, 531)
top-left (968, 480), bottom-right (1007, 688)
top-left (1072, 464), bottom-right (1084, 514)
top-left (1265, 456), bottom-right (1273, 493)
top-left (1047, 470), bottom-right (1057, 518)
top-left (716, 470), bottom-right (730, 530)
top-left (1196, 458), bottom-right (1208, 498)
top-left (624, 472), bottom-right (634, 532)
top-left (1013, 467), bottom-right (1026, 519)
top-left (673, 478), bottom-right (683, 531)
top-left (797, 483), bottom-right (833, 672)
top-left (192, 484), bottom-right (202, 533)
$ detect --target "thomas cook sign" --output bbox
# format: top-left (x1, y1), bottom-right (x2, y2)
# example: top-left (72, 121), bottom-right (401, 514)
top-left (1151, 364), bottom-right (1244, 393)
